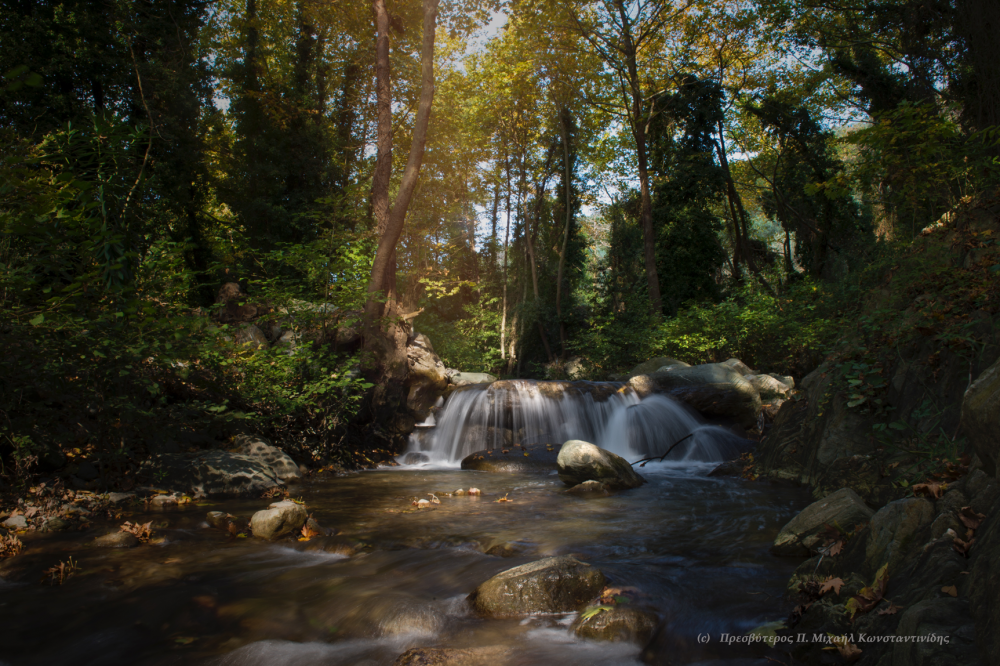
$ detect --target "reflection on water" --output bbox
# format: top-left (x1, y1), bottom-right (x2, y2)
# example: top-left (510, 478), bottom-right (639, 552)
top-left (0, 465), bottom-right (809, 665)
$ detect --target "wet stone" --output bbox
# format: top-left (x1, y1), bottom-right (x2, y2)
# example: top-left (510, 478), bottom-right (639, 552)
top-left (470, 556), bottom-right (606, 617)
top-left (572, 605), bottom-right (658, 643)
top-left (566, 480), bottom-right (610, 496)
top-left (393, 646), bottom-right (511, 666)
top-left (460, 443), bottom-right (559, 473)
top-left (94, 531), bottom-right (140, 548)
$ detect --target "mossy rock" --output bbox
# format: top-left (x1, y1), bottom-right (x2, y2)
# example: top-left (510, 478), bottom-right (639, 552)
top-left (572, 605), bottom-right (657, 643)
top-left (461, 442), bottom-right (559, 473)
top-left (470, 556), bottom-right (606, 617)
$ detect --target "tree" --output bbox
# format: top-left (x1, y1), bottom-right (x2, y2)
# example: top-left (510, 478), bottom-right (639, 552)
top-left (569, 0), bottom-right (696, 316)
top-left (362, 0), bottom-right (440, 429)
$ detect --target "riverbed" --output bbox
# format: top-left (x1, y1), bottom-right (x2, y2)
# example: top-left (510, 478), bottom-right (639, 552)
top-left (0, 463), bottom-right (810, 665)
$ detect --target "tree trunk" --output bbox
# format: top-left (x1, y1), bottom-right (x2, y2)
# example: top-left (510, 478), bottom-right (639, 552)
top-left (523, 146), bottom-right (556, 364)
top-left (614, 1), bottom-right (662, 317)
top-left (555, 109), bottom-right (573, 357)
top-left (360, 0), bottom-right (439, 443)
top-left (500, 152), bottom-right (511, 362)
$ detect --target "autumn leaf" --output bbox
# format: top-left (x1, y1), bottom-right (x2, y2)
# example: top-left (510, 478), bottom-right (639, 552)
top-left (827, 540), bottom-right (844, 556)
top-left (953, 536), bottom-right (975, 556)
top-left (826, 634), bottom-right (862, 662)
top-left (298, 516), bottom-right (321, 541)
top-left (912, 482), bottom-right (945, 499)
top-left (495, 493), bottom-right (512, 503)
top-left (877, 601), bottom-right (902, 615)
top-left (819, 577), bottom-right (844, 596)
top-left (941, 585), bottom-right (958, 597)
top-left (845, 564), bottom-right (889, 619)
top-left (958, 506), bottom-right (985, 531)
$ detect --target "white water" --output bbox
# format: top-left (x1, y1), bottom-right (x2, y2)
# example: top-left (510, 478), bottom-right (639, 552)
top-left (400, 380), bottom-right (744, 466)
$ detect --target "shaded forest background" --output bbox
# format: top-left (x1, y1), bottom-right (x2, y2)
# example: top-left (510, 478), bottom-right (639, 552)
top-left (1, 0), bottom-right (999, 484)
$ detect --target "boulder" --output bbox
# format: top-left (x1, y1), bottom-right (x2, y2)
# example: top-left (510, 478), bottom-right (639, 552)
top-left (470, 556), bottom-right (606, 617)
top-left (962, 356), bottom-right (1000, 476)
top-left (145, 451), bottom-right (284, 498)
top-left (572, 605), bottom-right (657, 643)
top-left (565, 356), bottom-right (585, 379)
top-left (745, 374), bottom-right (792, 401)
top-left (392, 647), bottom-right (511, 666)
top-left (628, 357), bottom-right (689, 377)
top-left (233, 434), bottom-right (302, 482)
top-left (772, 488), bottom-right (874, 556)
top-left (629, 363), bottom-right (762, 429)
top-left (407, 333), bottom-right (450, 420)
top-left (461, 442), bottom-right (559, 473)
top-left (864, 497), bottom-right (934, 575)
top-left (720, 358), bottom-right (754, 375)
top-left (2, 515), bottom-right (27, 530)
top-left (235, 323), bottom-right (268, 348)
top-left (250, 499), bottom-right (308, 540)
top-left (450, 372), bottom-right (497, 387)
top-left (566, 480), bottom-right (611, 495)
top-left (768, 373), bottom-right (795, 389)
top-left (464, 424), bottom-right (513, 450)
top-left (556, 440), bottom-right (645, 490)
top-left (215, 283), bottom-right (263, 324)
top-left (94, 531), bottom-right (140, 548)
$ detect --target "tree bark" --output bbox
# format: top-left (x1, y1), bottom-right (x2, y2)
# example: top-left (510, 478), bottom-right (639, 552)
top-left (360, 0), bottom-right (439, 443)
top-left (614, 0), bottom-right (663, 317)
top-left (524, 145), bottom-right (556, 364)
top-left (555, 109), bottom-right (573, 357)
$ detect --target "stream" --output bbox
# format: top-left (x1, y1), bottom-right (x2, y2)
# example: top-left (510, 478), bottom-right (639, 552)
top-left (0, 384), bottom-right (812, 665)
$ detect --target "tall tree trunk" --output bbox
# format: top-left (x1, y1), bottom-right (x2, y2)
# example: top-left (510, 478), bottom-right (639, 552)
top-left (500, 152), bottom-right (511, 362)
top-left (361, 0), bottom-right (439, 441)
top-left (615, 1), bottom-right (662, 317)
top-left (555, 109), bottom-right (573, 357)
top-left (523, 146), bottom-right (555, 364)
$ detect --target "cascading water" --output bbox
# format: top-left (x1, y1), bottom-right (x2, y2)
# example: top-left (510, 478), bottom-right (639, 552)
top-left (400, 379), bottom-right (744, 466)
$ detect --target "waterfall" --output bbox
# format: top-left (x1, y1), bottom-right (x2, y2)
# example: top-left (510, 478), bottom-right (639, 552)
top-left (400, 380), bottom-right (743, 466)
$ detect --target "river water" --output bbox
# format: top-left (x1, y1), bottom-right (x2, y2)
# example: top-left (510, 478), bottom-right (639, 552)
top-left (0, 386), bottom-right (810, 665)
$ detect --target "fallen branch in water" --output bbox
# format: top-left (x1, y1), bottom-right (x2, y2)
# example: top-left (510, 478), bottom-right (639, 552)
top-left (630, 433), bottom-right (694, 467)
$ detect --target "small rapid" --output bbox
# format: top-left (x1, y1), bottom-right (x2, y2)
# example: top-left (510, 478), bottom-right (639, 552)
top-left (401, 380), bottom-right (745, 465)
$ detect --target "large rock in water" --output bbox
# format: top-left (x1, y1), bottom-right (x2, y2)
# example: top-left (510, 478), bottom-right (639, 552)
top-left (744, 374), bottom-right (792, 401)
top-left (628, 357), bottom-right (689, 377)
top-left (772, 487), bottom-right (874, 556)
top-left (233, 434), bottom-right (302, 482)
top-left (572, 606), bottom-right (658, 643)
top-left (556, 440), bottom-right (645, 490)
top-left (461, 442), bottom-right (559, 473)
top-left (628, 363), bottom-right (762, 429)
top-left (250, 499), bottom-right (308, 540)
top-left (407, 333), bottom-right (450, 420)
top-left (450, 372), bottom-right (497, 387)
top-left (962, 356), bottom-right (1000, 476)
top-left (146, 451), bottom-right (284, 498)
top-left (470, 556), bottom-right (605, 617)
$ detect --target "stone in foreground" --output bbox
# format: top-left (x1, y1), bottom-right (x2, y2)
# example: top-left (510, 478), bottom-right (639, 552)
top-left (250, 499), bottom-right (308, 540)
top-left (772, 487), bottom-right (874, 556)
top-left (572, 605), bottom-right (658, 643)
top-left (556, 440), bottom-right (645, 490)
top-left (393, 646), bottom-right (510, 666)
top-left (94, 531), bottom-right (140, 548)
top-left (962, 356), bottom-right (1000, 476)
top-left (470, 556), bottom-right (606, 617)
top-left (234, 434), bottom-right (302, 482)
top-left (146, 451), bottom-right (284, 498)
top-left (461, 442), bottom-right (559, 473)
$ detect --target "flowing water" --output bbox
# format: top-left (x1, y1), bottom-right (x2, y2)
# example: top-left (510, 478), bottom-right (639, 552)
top-left (0, 382), bottom-right (811, 666)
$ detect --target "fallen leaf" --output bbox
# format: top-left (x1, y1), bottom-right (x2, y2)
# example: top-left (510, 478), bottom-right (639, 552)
top-left (827, 540), bottom-right (844, 556)
top-left (827, 634), bottom-right (862, 662)
top-left (912, 482), bottom-right (944, 499)
top-left (958, 506), bottom-right (985, 531)
top-left (953, 536), bottom-right (975, 556)
top-left (877, 601), bottom-right (902, 616)
top-left (846, 564), bottom-right (889, 619)
top-left (820, 577), bottom-right (844, 596)
top-left (941, 585), bottom-right (958, 597)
